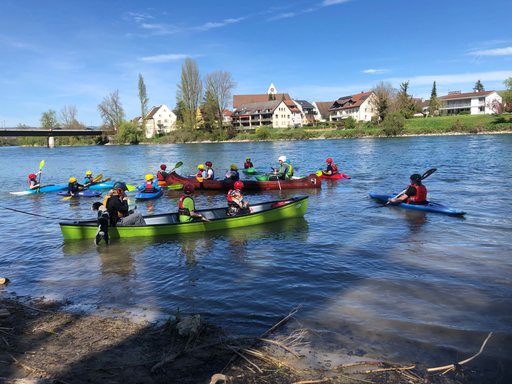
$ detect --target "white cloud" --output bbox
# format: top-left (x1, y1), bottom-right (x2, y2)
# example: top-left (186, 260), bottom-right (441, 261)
top-left (467, 47), bottom-right (512, 56)
top-left (141, 23), bottom-right (181, 35)
top-left (125, 12), bottom-right (155, 22)
top-left (270, 12), bottom-right (296, 21)
top-left (194, 17), bottom-right (245, 32)
top-left (138, 54), bottom-right (191, 63)
top-left (363, 69), bottom-right (390, 74)
top-left (321, 0), bottom-right (351, 6)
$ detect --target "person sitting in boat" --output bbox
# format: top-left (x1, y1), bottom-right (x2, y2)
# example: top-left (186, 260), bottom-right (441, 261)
top-left (227, 181), bottom-right (253, 216)
top-left (204, 161), bottom-right (214, 180)
top-left (270, 156), bottom-right (293, 180)
top-left (225, 164), bottom-right (240, 181)
top-left (28, 172), bottom-right (41, 190)
top-left (244, 157), bottom-right (254, 169)
top-left (104, 181), bottom-right (146, 226)
top-left (157, 164), bottom-right (169, 181)
top-left (322, 158), bottom-right (339, 176)
top-left (139, 174), bottom-right (157, 193)
top-left (68, 177), bottom-right (85, 197)
top-left (178, 183), bottom-right (209, 222)
top-left (192, 164), bottom-right (207, 178)
top-left (389, 174), bottom-right (428, 205)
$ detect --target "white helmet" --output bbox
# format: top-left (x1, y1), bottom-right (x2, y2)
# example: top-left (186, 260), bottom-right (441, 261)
top-left (278, 156), bottom-right (286, 162)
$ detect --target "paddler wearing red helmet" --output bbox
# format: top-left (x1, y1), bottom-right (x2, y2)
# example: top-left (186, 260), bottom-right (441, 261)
top-left (322, 157), bottom-right (339, 176)
top-left (204, 161), bottom-right (214, 180)
top-left (227, 181), bottom-right (253, 216)
top-left (28, 172), bottom-right (41, 190)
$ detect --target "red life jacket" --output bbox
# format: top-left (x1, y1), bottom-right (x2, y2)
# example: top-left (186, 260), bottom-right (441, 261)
top-left (408, 184), bottom-right (427, 204)
top-left (85, 176), bottom-right (93, 183)
top-left (227, 189), bottom-right (234, 203)
top-left (197, 171), bottom-right (203, 177)
top-left (145, 180), bottom-right (153, 189)
top-left (157, 171), bottom-right (165, 180)
top-left (331, 164), bottom-right (338, 174)
top-left (244, 161), bottom-right (253, 169)
top-left (178, 196), bottom-right (194, 216)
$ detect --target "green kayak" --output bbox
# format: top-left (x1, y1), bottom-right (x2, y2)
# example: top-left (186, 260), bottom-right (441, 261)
top-left (255, 175), bottom-right (304, 181)
top-left (242, 167), bottom-right (259, 175)
top-left (59, 196), bottom-right (308, 240)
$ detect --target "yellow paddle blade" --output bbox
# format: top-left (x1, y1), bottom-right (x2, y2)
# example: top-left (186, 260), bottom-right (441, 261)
top-left (39, 160), bottom-right (45, 170)
top-left (103, 177), bottom-right (111, 182)
top-left (196, 177), bottom-right (204, 182)
top-left (61, 195), bottom-right (73, 201)
top-left (169, 183), bottom-right (183, 190)
top-left (93, 174), bottom-right (103, 182)
top-left (126, 184), bottom-right (137, 192)
top-left (315, 171), bottom-right (322, 176)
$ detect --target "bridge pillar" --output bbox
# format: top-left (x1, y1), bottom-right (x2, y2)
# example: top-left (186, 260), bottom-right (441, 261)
top-left (47, 136), bottom-right (55, 148)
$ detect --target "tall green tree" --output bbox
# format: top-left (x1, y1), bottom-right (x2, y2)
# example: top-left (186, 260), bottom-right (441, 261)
top-left (473, 80), bottom-right (485, 92)
top-left (40, 109), bottom-right (58, 130)
top-left (204, 70), bottom-right (237, 129)
top-left (200, 90), bottom-right (218, 132)
top-left (98, 90), bottom-right (125, 130)
top-left (503, 77), bottom-right (512, 103)
top-left (138, 73), bottom-right (149, 136)
top-left (396, 81), bottom-right (416, 119)
top-left (429, 81), bottom-right (440, 116)
top-left (176, 57), bottom-right (202, 130)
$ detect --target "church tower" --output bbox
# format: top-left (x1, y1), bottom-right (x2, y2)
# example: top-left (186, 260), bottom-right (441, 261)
top-left (267, 82), bottom-right (277, 95)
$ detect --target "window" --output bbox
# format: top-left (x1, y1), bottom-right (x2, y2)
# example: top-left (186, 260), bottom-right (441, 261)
top-left (288, 115), bottom-right (290, 119)
top-left (158, 120), bottom-right (161, 124)
top-left (164, 119), bottom-right (168, 123)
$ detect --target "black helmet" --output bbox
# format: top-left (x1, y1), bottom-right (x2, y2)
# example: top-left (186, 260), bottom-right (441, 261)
top-left (113, 181), bottom-right (128, 191)
top-left (410, 174), bottom-right (422, 183)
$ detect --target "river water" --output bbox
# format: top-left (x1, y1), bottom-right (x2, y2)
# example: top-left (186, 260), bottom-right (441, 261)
top-left (1, 134), bottom-right (511, 375)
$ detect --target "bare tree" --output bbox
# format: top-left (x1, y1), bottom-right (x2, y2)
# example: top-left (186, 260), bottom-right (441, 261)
top-left (176, 57), bottom-right (202, 130)
top-left (204, 70), bottom-right (237, 128)
top-left (60, 105), bottom-right (85, 129)
top-left (138, 74), bottom-right (149, 136)
top-left (372, 81), bottom-right (397, 121)
top-left (98, 90), bottom-right (125, 130)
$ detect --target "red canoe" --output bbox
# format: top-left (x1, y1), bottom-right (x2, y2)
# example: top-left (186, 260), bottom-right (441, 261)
top-left (318, 173), bottom-right (351, 179)
top-left (165, 172), bottom-right (322, 190)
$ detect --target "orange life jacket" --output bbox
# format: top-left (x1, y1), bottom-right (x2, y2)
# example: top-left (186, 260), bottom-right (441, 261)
top-left (407, 185), bottom-right (427, 204)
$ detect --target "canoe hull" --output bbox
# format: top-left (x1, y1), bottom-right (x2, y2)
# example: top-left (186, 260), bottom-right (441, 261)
top-left (369, 193), bottom-right (466, 216)
top-left (60, 196), bottom-right (308, 240)
top-left (135, 188), bottom-right (163, 200)
top-left (165, 172), bottom-right (321, 190)
top-left (56, 191), bottom-right (102, 197)
top-left (319, 173), bottom-right (351, 179)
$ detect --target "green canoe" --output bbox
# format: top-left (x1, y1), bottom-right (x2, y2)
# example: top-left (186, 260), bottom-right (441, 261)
top-left (59, 196), bottom-right (308, 240)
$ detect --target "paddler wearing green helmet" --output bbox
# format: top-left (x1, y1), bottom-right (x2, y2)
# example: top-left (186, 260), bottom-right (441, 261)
top-left (244, 157), bottom-right (254, 169)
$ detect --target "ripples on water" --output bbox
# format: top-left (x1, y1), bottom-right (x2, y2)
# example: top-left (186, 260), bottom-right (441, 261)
top-left (1, 135), bottom-right (511, 371)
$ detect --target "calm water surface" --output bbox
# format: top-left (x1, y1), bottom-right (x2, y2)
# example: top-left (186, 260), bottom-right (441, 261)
top-left (1, 135), bottom-right (511, 371)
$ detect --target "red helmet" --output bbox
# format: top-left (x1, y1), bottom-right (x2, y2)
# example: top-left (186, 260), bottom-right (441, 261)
top-left (160, 164), bottom-right (166, 170)
top-left (183, 183), bottom-right (195, 194)
top-left (326, 158), bottom-right (333, 163)
top-left (28, 173), bottom-right (36, 179)
top-left (205, 161), bottom-right (212, 167)
top-left (234, 181), bottom-right (244, 190)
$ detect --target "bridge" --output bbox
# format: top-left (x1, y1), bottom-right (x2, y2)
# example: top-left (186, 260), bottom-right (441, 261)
top-left (0, 129), bottom-right (112, 147)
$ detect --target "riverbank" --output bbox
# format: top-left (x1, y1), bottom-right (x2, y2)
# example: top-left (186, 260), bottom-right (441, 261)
top-left (0, 294), bottom-right (504, 384)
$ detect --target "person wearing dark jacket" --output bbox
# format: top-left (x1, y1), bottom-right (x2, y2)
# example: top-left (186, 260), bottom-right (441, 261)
top-left (390, 174), bottom-right (428, 205)
top-left (68, 177), bottom-right (84, 197)
top-left (104, 182), bottom-right (146, 226)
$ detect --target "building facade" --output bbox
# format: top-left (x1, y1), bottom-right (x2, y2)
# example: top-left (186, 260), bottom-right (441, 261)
top-left (439, 91), bottom-right (502, 115)
top-left (143, 104), bottom-right (177, 138)
top-left (294, 100), bottom-right (317, 125)
top-left (329, 91), bottom-right (377, 122)
top-left (231, 100), bottom-right (294, 129)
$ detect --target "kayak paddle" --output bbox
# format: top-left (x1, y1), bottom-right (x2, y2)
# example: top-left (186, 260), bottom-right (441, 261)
top-left (315, 170), bottom-right (322, 176)
top-left (102, 177), bottom-right (112, 182)
top-left (37, 160), bottom-right (45, 192)
top-left (126, 184), bottom-right (137, 192)
top-left (61, 195), bottom-right (73, 201)
top-left (169, 183), bottom-right (183, 190)
top-left (170, 161), bottom-right (183, 172)
top-left (386, 168), bottom-right (437, 205)
top-left (196, 176), bottom-right (204, 182)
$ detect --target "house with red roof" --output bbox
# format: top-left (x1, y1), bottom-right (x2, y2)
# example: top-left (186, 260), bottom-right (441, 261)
top-left (328, 91), bottom-right (377, 122)
top-left (222, 109), bottom-right (232, 123)
top-left (142, 104), bottom-right (177, 138)
top-left (439, 90), bottom-right (502, 115)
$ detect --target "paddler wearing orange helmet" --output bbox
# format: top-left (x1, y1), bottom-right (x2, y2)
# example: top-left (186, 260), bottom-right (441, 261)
top-left (322, 158), bottom-right (339, 176)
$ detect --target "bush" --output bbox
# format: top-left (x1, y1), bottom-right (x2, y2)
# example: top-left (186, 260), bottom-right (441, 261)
top-left (256, 126), bottom-right (271, 140)
top-left (345, 117), bottom-right (357, 130)
top-left (450, 119), bottom-right (467, 132)
top-left (459, 111), bottom-right (470, 116)
top-left (382, 112), bottom-right (406, 136)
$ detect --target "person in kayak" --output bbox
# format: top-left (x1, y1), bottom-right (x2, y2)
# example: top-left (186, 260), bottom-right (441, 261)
top-left (28, 172), bottom-right (41, 190)
top-left (244, 157), bottom-right (254, 169)
top-left (140, 174), bottom-right (156, 193)
top-left (389, 174), bottom-right (428, 205)
top-left (157, 164), bottom-right (168, 181)
top-left (227, 181), bottom-right (253, 216)
top-left (225, 164), bottom-right (240, 181)
top-left (68, 177), bottom-right (85, 197)
top-left (104, 181), bottom-right (146, 226)
top-left (178, 183), bottom-right (209, 222)
top-left (322, 158), bottom-right (339, 176)
top-left (204, 161), bottom-right (214, 180)
top-left (270, 156), bottom-right (293, 180)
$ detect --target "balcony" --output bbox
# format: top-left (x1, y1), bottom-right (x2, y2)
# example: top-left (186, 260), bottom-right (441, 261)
top-left (441, 102), bottom-right (471, 109)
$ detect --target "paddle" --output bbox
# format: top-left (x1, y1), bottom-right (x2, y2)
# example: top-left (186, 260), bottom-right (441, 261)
top-left (80, 174), bottom-right (102, 190)
top-left (126, 184), bottom-right (137, 192)
top-left (315, 170), bottom-right (322, 177)
top-left (386, 168), bottom-right (437, 205)
top-left (271, 167), bottom-right (282, 191)
top-left (102, 177), bottom-right (112, 182)
top-left (37, 160), bottom-right (44, 192)
top-left (170, 161), bottom-right (183, 172)
top-left (169, 183), bottom-right (183, 190)
top-left (196, 176), bottom-right (204, 182)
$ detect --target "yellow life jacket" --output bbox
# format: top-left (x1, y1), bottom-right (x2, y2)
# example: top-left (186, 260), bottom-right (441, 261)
top-left (103, 194), bottom-right (124, 218)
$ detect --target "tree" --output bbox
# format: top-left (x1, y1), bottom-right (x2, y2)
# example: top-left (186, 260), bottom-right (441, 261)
top-left (176, 57), bottom-right (202, 130)
top-left (60, 105), bottom-right (85, 129)
top-left (503, 77), bottom-right (512, 103)
top-left (174, 100), bottom-right (186, 127)
top-left (204, 70), bottom-right (237, 129)
top-left (200, 90), bottom-right (218, 131)
top-left (396, 81), bottom-right (416, 119)
top-left (138, 73), bottom-right (149, 136)
top-left (98, 90), bottom-right (125, 130)
top-left (372, 81), bottom-right (397, 121)
top-left (429, 81), bottom-right (440, 116)
top-left (473, 80), bottom-right (485, 92)
top-left (40, 109), bottom-right (58, 130)
top-left (116, 120), bottom-right (142, 144)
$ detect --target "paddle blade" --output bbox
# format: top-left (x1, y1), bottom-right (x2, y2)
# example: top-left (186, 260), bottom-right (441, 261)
top-left (103, 177), bottom-right (112, 182)
top-left (174, 161), bottom-right (183, 169)
top-left (39, 160), bottom-right (45, 170)
top-left (169, 183), bottom-right (183, 190)
top-left (125, 184), bottom-right (137, 192)
top-left (93, 174), bottom-right (103, 183)
top-left (196, 176), bottom-right (204, 182)
top-left (315, 171), bottom-right (322, 176)
top-left (61, 195), bottom-right (73, 201)
top-left (421, 168), bottom-right (437, 180)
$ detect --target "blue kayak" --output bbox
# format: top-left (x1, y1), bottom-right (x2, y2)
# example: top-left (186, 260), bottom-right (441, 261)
top-left (87, 182), bottom-right (114, 190)
top-left (10, 185), bottom-right (67, 195)
top-left (135, 188), bottom-right (163, 200)
top-left (369, 193), bottom-right (466, 216)
top-left (56, 190), bottom-right (102, 197)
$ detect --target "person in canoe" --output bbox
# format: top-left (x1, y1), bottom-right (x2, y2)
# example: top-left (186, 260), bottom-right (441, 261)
top-left (192, 164), bottom-right (206, 178)
top-left (322, 158), bottom-right (339, 176)
top-left (270, 156), bottom-right (293, 180)
top-left (139, 174), bottom-right (157, 193)
top-left (104, 181), bottom-right (146, 226)
top-left (389, 174), bottom-right (428, 205)
top-left (204, 161), bottom-right (214, 180)
top-left (68, 177), bottom-right (85, 197)
top-left (157, 164), bottom-right (169, 182)
top-left (28, 172), bottom-right (41, 190)
top-left (178, 183), bottom-right (209, 222)
top-left (227, 181), bottom-right (253, 216)
top-left (225, 164), bottom-right (240, 181)
top-left (244, 157), bottom-right (254, 169)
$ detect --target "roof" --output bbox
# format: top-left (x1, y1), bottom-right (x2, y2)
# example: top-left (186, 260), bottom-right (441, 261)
top-left (284, 100), bottom-right (301, 112)
top-left (233, 93), bottom-right (291, 109)
top-left (223, 109), bottom-right (232, 116)
top-left (294, 100), bottom-right (314, 109)
top-left (313, 102), bottom-right (334, 119)
top-left (414, 99), bottom-right (430, 108)
top-left (146, 106), bottom-right (160, 119)
top-left (440, 90), bottom-right (494, 100)
top-left (329, 91), bottom-right (374, 111)
top-left (231, 100), bottom-right (285, 117)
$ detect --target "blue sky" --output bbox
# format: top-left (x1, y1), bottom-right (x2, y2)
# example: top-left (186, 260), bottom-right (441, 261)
top-left (1, 0), bottom-right (511, 127)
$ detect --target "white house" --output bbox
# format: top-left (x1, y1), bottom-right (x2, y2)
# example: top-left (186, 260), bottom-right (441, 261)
top-left (439, 90), bottom-right (502, 115)
top-left (328, 91), bottom-right (377, 122)
top-left (231, 100), bottom-right (294, 129)
top-left (144, 104), bottom-right (177, 138)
